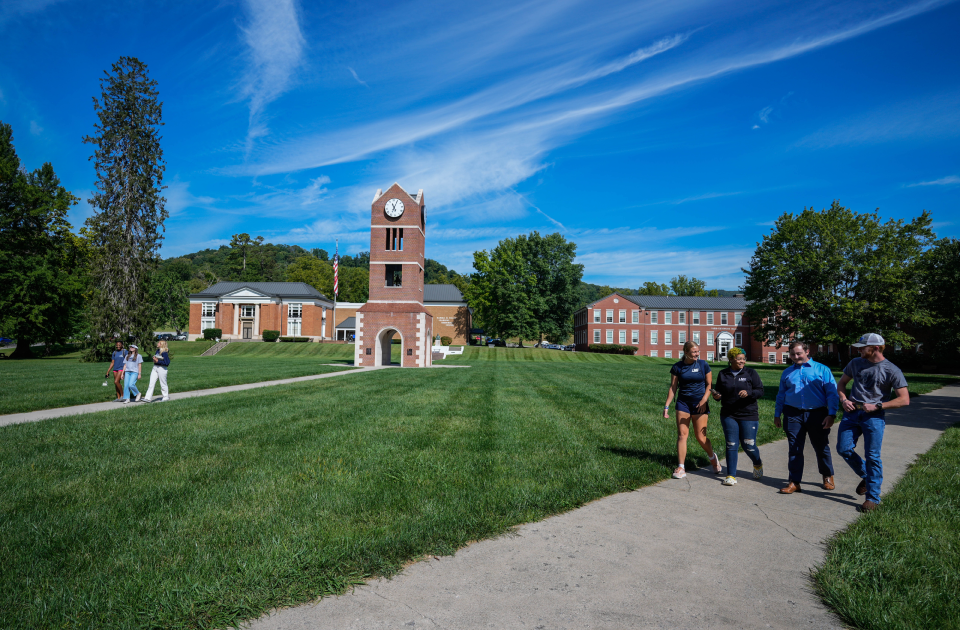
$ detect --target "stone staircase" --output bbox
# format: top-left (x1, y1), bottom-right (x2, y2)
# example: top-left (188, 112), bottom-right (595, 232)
top-left (201, 341), bottom-right (229, 357)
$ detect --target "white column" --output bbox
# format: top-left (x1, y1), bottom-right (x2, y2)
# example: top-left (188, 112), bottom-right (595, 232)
top-left (321, 307), bottom-right (326, 340)
top-left (254, 304), bottom-right (261, 339)
top-left (233, 303), bottom-right (239, 337)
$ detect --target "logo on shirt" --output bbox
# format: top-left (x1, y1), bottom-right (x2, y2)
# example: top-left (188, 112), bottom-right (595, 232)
top-left (692, 369), bottom-right (699, 373)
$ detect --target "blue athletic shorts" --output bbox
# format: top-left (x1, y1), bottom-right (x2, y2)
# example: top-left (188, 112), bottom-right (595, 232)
top-left (676, 396), bottom-right (709, 415)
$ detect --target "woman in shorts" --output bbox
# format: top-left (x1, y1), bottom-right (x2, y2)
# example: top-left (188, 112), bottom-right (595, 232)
top-left (104, 341), bottom-right (126, 401)
top-left (663, 341), bottom-right (721, 478)
top-left (711, 347), bottom-right (764, 486)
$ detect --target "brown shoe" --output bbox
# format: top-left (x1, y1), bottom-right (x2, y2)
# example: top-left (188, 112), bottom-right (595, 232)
top-left (856, 478), bottom-right (867, 495)
top-left (858, 500), bottom-right (878, 512)
top-left (779, 481), bottom-right (802, 494)
top-left (823, 476), bottom-right (835, 491)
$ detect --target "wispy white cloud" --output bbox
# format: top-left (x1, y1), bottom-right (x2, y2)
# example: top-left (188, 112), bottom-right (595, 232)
top-left (906, 175), bottom-right (960, 187)
top-left (28, 119), bottom-right (42, 135)
top-left (757, 106), bottom-right (773, 124)
top-left (671, 191), bottom-right (741, 204)
top-left (165, 180), bottom-right (218, 217)
top-left (347, 67), bottom-right (368, 87)
top-left (0, 0), bottom-right (68, 27)
top-left (238, 0), bottom-right (305, 151)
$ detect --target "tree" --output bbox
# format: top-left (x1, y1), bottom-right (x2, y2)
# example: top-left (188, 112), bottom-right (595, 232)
top-left (638, 281), bottom-right (670, 296)
top-left (286, 255), bottom-right (334, 297)
top-left (339, 266), bottom-right (369, 302)
top-left (150, 258), bottom-right (192, 332)
top-left (743, 201), bottom-right (935, 356)
top-left (0, 122), bottom-right (87, 358)
top-left (668, 275), bottom-right (717, 296)
top-left (920, 238), bottom-right (960, 359)
top-left (83, 57), bottom-right (167, 360)
top-left (466, 232), bottom-right (583, 344)
top-left (311, 248), bottom-right (329, 261)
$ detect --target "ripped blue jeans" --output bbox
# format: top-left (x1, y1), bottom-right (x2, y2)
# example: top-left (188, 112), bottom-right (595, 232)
top-left (720, 416), bottom-right (762, 477)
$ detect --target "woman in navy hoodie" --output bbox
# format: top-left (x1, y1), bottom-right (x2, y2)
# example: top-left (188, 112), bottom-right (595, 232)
top-left (144, 340), bottom-right (171, 402)
top-left (711, 347), bottom-right (765, 486)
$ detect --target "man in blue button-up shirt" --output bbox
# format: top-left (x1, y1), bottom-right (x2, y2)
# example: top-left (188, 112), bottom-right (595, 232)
top-left (774, 341), bottom-right (839, 494)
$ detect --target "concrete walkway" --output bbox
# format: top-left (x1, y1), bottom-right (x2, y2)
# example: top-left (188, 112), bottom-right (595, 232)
top-left (246, 384), bottom-right (960, 630)
top-left (0, 365), bottom-right (375, 428)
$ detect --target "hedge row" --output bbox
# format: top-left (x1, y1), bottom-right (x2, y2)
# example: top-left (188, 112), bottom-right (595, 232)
top-left (588, 343), bottom-right (637, 355)
top-left (279, 336), bottom-right (310, 343)
top-left (202, 328), bottom-right (222, 340)
top-left (262, 330), bottom-right (280, 342)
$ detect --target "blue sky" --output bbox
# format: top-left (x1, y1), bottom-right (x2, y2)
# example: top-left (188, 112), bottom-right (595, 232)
top-left (2, 0), bottom-right (958, 290)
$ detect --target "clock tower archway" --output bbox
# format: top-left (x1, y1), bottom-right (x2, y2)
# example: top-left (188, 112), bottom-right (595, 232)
top-left (355, 184), bottom-right (433, 367)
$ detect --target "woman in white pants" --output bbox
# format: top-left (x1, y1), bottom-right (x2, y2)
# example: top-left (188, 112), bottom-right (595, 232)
top-left (145, 340), bottom-right (171, 402)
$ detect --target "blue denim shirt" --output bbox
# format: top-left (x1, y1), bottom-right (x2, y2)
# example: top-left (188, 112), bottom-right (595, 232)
top-left (775, 359), bottom-right (839, 417)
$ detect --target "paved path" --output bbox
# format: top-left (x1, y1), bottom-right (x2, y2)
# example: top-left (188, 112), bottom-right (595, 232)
top-left (246, 384), bottom-right (960, 630)
top-left (0, 365), bottom-right (374, 428)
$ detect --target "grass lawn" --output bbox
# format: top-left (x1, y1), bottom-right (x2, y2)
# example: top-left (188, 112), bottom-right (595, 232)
top-left (813, 422), bottom-right (960, 630)
top-left (0, 341), bottom-right (354, 415)
top-left (0, 348), bottom-right (956, 628)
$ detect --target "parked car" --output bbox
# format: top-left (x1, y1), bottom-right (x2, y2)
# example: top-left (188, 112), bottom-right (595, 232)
top-left (155, 333), bottom-right (174, 341)
top-left (0, 337), bottom-right (13, 345)
top-left (174, 332), bottom-right (188, 341)
top-left (564, 344), bottom-right (576, 351)
top-left (486, 338), bottom-right (506, 347)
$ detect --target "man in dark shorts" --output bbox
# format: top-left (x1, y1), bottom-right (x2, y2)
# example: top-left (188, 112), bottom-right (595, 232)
top-left (837, 333), bottom-right (910, 512)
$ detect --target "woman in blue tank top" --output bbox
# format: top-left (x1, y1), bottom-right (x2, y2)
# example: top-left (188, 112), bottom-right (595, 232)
top-left (663, 341), bottom-right (721, 479)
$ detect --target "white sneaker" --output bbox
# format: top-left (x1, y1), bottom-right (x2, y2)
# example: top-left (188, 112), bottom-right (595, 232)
top-left (135, 393), bottom-right (142, 402)
top-left (672, 466), bottom-right (687, 479)
top-left (122, 399), bottom-right (130, 404)
top-left (722, 476), bottom-right (737, 486)
top-left (710, 454), bottom-right (723, 475)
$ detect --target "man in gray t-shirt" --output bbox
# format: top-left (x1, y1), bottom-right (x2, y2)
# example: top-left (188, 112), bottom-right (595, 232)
top-left (836, 333), bottom-right (911, 512)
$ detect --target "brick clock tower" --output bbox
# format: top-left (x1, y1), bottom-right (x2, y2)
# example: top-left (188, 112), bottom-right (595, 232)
top-left (355, 183), bottom-right (433, 367)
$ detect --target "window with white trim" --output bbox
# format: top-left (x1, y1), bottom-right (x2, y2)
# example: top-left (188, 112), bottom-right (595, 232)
top-left (240, 305), bottom-right (255, 318)
top-left (606, 330), bottom-right (614, 343)
top-left (679, 331), bottom-right (686, 344)
top-left (632, 330), bottom-right (639, 344)
top-left (664, 331), bottom-right (672, 345)
top-left (619, 330), bottom-right (626, 344)
top-left (721, 312), bottom-right (728, 325)
top-left (679, 312), bottom-right (685, 324)
top-left (651, 330), bottom-right (658, 344)
top-left (606, 309), bottom-right (613, 323)
top-left (594, 330), bottom-right (601, 343)
top-left (735, 332), bottom-right (742, 346)
top-left (735, 312), bottom-right (742, 325)
top-left (651, 350), bottom-right (658, 357)
top-left (707, 312), bottom-right (714, 325)
top-left (664, 350), bottom-right (673, 358)
top-left (707, 351), bottom-right (714, 361)
top-left (768, 353), bottom-right (776, 363)
top-left (693, 331), bottom-right (700, 344)
top-left (632, 310), bottom-right (639, 323)
top-left (594, 309), bottom-right (600, 323)
top-left (693, 312), bottom-right (700, 325)
top-left (287, 303), bottom-right (303, 337)
top-left (651, 311), bottom-right (658, 324)
top-left (782, 353), bottom-right (789, 364)
top-left (707, 332), bottom-right (714, 346)
top-left (201, 302), bottom-right (216, 331)
top-left (665, 311), bottom-right (672, 324)
top-left (619, 310), bottom-right (626, 323)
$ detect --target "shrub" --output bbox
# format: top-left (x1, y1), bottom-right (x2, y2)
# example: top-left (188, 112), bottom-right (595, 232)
top-left (279, 336), bottom-right (310, 342)
top-left (202, 328), bottom-right (222, 341)
top-left (588, 343), bottom-right (637, 356)
top-left (441, 336), bottom-right (453, 346)
top-left (262, 330), bottom-right (280, 342)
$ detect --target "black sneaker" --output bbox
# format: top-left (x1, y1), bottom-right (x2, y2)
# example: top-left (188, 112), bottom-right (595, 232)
top-left (856, 479), bottom-right (867, 495)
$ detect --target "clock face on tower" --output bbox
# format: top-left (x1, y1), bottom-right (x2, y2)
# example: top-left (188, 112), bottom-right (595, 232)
top-left (384, 198), bottom-right (404, 218)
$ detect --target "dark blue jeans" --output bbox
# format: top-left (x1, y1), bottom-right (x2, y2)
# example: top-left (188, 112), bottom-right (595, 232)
top-left (836, 409), bottom-right (885, 504)
top-left (720, 416), bottom-right (762, 476)
top-left (784, 405), bottom-right (834, 484)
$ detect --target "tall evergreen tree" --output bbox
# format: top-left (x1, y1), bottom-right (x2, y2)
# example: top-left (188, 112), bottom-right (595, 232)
top-left (0, 122), bottom-right (86, 359)
top-left (83, 57), bottom-right (167, 360)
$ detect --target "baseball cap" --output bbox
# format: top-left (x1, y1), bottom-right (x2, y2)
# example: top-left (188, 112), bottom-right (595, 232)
top-left (851, 333), bottom-right (884, 347)
top-left (129, 344), bottom-right (138, 350)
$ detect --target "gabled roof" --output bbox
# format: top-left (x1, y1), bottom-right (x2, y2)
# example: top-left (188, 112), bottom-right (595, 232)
top-left (336, 317), bottom-right (356, 329)
top-left (582, 292), bottom-right (750, 310)
top-left (373, 183), bottom-right (423, 205)
top-left (189, 282), bottom-right (332, 302)
top-left (423, 284), bottom-right (465, 303)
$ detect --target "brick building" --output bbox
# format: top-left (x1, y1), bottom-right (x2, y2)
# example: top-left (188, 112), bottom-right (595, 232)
top-left (187, 282), bottom-right (470, 344)
top-left (573, 294), bottom-right (787, 363)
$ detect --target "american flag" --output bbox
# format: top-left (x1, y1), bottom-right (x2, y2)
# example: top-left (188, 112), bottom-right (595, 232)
top-left (333, 241), bottom-right (339, 296)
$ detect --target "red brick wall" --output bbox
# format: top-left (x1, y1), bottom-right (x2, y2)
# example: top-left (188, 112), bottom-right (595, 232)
top-left (430, 305), bottom-right (470, 344)
top-left (260, 304), bottom-right (280, 334)
top-left (356, 309), bottom-right (432, 367)
top-left (189, 303), bottom-right (202, 335)
top-left (220, 303), bottom-right (235, 336)
top-left (302, 304), bottom-right (322, 337)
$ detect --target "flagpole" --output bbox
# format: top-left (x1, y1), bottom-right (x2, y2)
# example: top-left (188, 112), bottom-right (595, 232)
top-left (333, 239), bottom-right (338, 342)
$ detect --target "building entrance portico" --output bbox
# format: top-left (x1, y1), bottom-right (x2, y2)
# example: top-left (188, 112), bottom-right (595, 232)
top-left (717, 331), bottom-right (735, 360)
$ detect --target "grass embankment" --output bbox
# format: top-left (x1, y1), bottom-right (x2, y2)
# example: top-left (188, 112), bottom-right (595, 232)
top-left (0, 348), bottom-right (956, 628)
top-left (813, 423), bottom-right (960, 630)
top-left (0, 341), bottom-right (353, 415)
